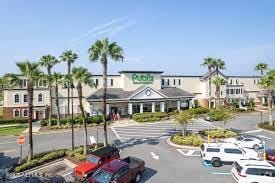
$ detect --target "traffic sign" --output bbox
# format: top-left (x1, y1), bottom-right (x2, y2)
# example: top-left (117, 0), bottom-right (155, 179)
top-left (17, 134), bottom-right (25, 145)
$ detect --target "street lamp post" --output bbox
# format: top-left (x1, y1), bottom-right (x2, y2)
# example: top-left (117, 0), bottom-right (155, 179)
top-left (70, 83), bottom-right (75, 150)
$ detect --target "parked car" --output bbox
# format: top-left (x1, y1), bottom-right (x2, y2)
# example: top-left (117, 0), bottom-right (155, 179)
top-left (231, 159), bottom-right (275, 183)
top-left (88, 156), bottom-right (145, 183)
top-left (266, 149), bottom-right (275, 162)
top-left (204, 114), bottom-right (215, 122)
top-left (225, 135), bottom-right (263, 150)
top-left (73, 146), bottom-right (120, 182)
top-left (200, 142), bottom-right (260, 167)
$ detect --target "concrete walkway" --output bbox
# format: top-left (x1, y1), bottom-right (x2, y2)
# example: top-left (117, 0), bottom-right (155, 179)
top-left (23, 121), bottom-right (41, 133)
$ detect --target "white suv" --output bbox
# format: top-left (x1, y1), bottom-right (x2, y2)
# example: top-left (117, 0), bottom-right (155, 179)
top-left (232, 160), bottom-right (275, 183)
top-left (225, 135), bottom-right (263, 150)
top-left (200, 143), bottom-right (260, 167)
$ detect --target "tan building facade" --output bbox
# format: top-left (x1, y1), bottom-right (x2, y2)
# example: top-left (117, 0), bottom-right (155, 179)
top-left (3, 70), bottom-right (269, 120)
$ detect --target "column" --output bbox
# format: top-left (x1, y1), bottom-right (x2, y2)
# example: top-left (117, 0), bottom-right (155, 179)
top-left (177, 101), bottom-right (181, 110)
top-left (43, 110), bottom-right (46, 118)
top-left (161, 102), bottom-right (165, 112)
top-left (128, 103), bottom-right (132, 115)
top-left (33, 110), bottom-right (36, 119)
top-left (262, 97), bottom-right (265, 105)
top-left (152, 102), bottom-right (155, 112)
top-left (140, 103), bottom-right (143, 113)
top-left (189, 100), bottom-right (192, 109)
top-left (106, 104), bottom-right (110, 115)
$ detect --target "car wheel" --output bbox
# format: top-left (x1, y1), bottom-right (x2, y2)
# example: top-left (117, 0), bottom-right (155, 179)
top-left (253, 144), bottom-right (259, 150)
top-left (134, 172), bottom-right (141, 183)
top-left (211, 158), bottom-right (221, 167)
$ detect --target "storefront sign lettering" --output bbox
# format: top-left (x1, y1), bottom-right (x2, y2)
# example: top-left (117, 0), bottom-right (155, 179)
top-left (132, 74), bottom-right (154, 84)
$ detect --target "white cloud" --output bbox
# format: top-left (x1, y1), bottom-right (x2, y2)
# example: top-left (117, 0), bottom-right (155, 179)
top-left (70, 16), bottom-right (135, 45)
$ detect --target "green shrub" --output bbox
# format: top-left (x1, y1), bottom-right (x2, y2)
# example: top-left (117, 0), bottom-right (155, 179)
top-left (132, 112), bottom-right (168, 122)
top-left (189, 107), bottom-right (210, 115)
top-left (200, 129), bottom-right (237, 138)
top-left (194, 99), bottom-right (199, 108)
top-left (171, 134), bottom-right (204, 146)
top-left (0, 118), bottom-right (29, 125)
top-left (258, 121), bottom-right (275, 131)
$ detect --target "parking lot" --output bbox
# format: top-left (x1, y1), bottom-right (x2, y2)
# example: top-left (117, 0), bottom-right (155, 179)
top-left (1, 112), bottom-right (275, 183)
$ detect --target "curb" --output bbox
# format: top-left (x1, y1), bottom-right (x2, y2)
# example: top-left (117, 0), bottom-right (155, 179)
top-left (64, 158), bottom-right (77, 168)
top-left (257, 126), bottom-right (275, 134)
top-left (166, 136), bottom-right (200, 150)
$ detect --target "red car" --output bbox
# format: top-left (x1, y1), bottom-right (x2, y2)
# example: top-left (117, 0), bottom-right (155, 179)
top-left (88, 156), bottom-right (145, 183)
top-left (73, 146), bottom-right (120, 182)
top-left (266, 149), bottom-right (275, 162)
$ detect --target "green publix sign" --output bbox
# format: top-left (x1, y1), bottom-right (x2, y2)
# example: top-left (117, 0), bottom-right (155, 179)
top-left (132, 73), bottom-right (154, 84)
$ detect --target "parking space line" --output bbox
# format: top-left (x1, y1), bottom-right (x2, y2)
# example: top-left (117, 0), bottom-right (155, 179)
top-left (176, 149), bottom-right (201, 157)
top-left (62, 171), bottom-right (73, 177)
top-left (0, 149), bottom-right (16, 153)
top-left (211, 172), bottom-right (231, 175)
top-left (111, 126), bottom-right (122, 141)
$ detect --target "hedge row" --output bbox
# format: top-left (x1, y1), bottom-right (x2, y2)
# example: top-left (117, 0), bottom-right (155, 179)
top-left (188, 107), bottom-right (210, 115)
top-left (0, 118), bottom-right (29, 125)
top-left (258, 121), bottom-right (275, 131)
top-left (171, 134), bottom-right (204, 147)
top-left (132, 112), bottom-right (168, 122)
top-left (41, 115), bottom-right (105, 126)
top-left (14, 144), bottom-right (104, 173)
top-left (200, 129), bottom-right (237, 138)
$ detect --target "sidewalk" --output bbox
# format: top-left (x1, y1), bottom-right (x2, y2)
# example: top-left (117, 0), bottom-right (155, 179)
top-left (110, 118), bottom-right (139, 127)
top-left (23, 121), bottom-right (41, 133)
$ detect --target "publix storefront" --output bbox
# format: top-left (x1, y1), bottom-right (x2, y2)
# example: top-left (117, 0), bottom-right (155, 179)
top-left (86, 71), bottom-right (194, 116)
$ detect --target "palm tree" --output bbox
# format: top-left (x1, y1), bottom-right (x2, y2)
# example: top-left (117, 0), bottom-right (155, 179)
top-left (52, 72), bottom-right (63, 126)
top-left (39, 55), bottom-right (59, 126)
top-left (255, 63), bottom-right (269, 107)
top-left (59, 50), bottom-right (78, 118)
top-left (201, 57), bottom-right (216, 108)
top-left (212, 76), bottom-right (227, 107)
top-left (88, 37), bottom-right (124, 146)
top-left (213, 58), bottom-right (226, 76)
top-left (255, 63), bottom-right (268, 76)
top-left (72, 67), bottom-right (94, 155)
top-left (60, 50), bottom-right (78, 150)
top-left (7, 61), bottom-right (43, 161)
top-left (258, 70), bottom-right (275, 126)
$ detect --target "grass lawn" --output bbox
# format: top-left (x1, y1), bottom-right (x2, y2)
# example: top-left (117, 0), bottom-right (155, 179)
top-left (0, 125), bottom-right (27, 136)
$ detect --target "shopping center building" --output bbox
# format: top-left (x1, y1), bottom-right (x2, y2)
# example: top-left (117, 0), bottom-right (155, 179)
top-left (3, 70), bottom-right (270, 120)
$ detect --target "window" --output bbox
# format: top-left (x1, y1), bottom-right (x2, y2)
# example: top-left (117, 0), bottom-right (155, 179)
top-left (173, 79), bottom-right (176, 85)
top-left (206, 148), bottom-right (220, 152)
top-left (14, 94), bottom-right (20, 103)
top-left (230, 79), bottom-right (233, 84)
top-left (226, 89), bottom-right (229, 95)
top-left (224, 148), bottom-right (242, 154)
top-left (95, 79), bottom-right (99, 86)
top-left (38, 93), bottom-right (43, 102)
top-left (254, 79), bottom-right (256, 84)
top-left (23, 94), bottom-right (28, 103)
top-left (220, 91), bottom-right (223, 96)
top-left (23, 109), bottom-right (28, 117)
top-left (230, 89), bottom-right (233, 94)
top-left (162, 79), bottom-right (165, 85)
top-left (19, 79), bottom-right (27, 88)
top-left (240, 89), bottom-right (243, 94)
top-left (178, 79), bottom-right (181, 85)
top-left (13, 109), bottom-right (20, 117)
top-left (110, 79), bottom-right (113, 86)
top-left (236, 79), bottom-right (238, 84)
top-left (167, 79), bottom-right (170, 85)
top-left (246, 168), bottom-right (275, 177)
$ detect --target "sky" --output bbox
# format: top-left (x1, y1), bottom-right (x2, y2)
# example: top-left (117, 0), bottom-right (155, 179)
top-left (0, 0), bottom-right (275, 76)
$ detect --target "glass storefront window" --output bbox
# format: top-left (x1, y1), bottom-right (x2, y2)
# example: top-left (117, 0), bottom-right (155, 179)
top-left (132, 104), bottom-right (140, 114)
top-left (143, 103), bottom-right (152, 112)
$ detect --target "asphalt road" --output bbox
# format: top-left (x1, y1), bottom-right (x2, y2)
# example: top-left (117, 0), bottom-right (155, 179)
top-left (1, 112), bottom-right (275, 183)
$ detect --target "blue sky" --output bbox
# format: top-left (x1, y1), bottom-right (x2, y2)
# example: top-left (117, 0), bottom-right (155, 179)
top-left (0, 0), bottom-right (275, 76)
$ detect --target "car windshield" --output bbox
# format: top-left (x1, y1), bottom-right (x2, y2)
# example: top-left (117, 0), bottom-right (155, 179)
top-left (92, 168), bottom-right (113, 183)
top-left (87, 156), bottom-right (100, 164)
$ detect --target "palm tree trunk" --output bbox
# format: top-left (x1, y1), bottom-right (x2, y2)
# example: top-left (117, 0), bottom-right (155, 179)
top-left (77, 83), bottom-right (87, 155)
top-left (102, 60), bottom-right (108, 146)
top-left (67, 63), bottom-right (74, 150)
top-left (268, 90), bottom-right (273, 126)
top-left (48, 68), bottom-right (52, 126)
top-left (217, 85), bottom-right (220, 107)
top-left (208, 68), bottom-right (212, 108)
top-left (55, 82), bottom-right (61, 126)
top-left (27, 82), bottom-right (34, 162)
